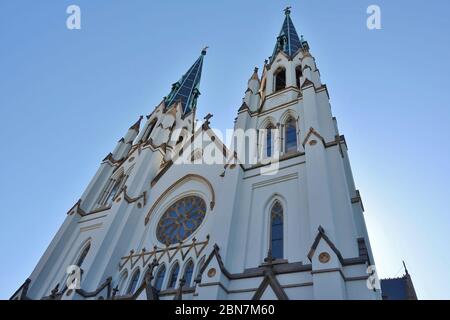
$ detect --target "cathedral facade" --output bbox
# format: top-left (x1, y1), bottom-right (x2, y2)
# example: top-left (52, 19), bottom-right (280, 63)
top-left (11, 9), bottom-right (382, 300)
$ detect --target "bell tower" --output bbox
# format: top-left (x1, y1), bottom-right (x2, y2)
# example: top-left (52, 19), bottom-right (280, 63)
top-left (231, 8), bottom-right (380, 299)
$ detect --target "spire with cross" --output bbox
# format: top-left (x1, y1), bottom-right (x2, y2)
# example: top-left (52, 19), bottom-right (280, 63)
top-left (270, 6), bottom-right (304, 63)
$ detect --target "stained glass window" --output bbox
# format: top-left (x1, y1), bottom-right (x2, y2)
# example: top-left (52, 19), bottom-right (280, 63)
top-left (154, 265), bottom-right (166, 291)
top-left (182, 260), bottom-right (195, 288)
top-left (167, 263), bottom-right (180, 289)
top-left (156, 196), bottom-right (207, 245)
top-left (266, 125), bottom-right (275, 158)
top-left (285, 118), bottom-right (297, 153)
top-left (103, 175), bottom-right (124, 206)
top-left (271, 201), bottom-right (284, 259)
top-left (127, 269), bottom-right (140, 294)
top-left (75, 242), bottom-right (90, 268)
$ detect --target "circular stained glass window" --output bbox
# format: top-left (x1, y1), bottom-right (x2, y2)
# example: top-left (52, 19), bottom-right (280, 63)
top-left (156, 196), bottom-right (207, 245)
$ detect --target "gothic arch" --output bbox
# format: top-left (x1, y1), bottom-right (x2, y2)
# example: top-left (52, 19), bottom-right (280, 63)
top-left (144, 174), bottom-right (215, 225)
top-left (117, 269), bottom-right (128, 294)
top-left (97, 168), bottom-right (126, 206)
top-left (126, 267), bottom-right (141, 295)
top-left (258, 116), bottom-right (276, 130)
top-left (280, 110), bottom-right (299, 153)
top-left (72, 238), bottom-right (92, 268)
top-left (167, 261), bottom-right (180, 289)
top-left (263, 195), bottom-right (288, 260)
top-left (153, 263), bottom-right (167, 291)
top-left (293, 62), bottom-right (303, 88)
top-left (273, 66), bottom-right (287, 92)
top-left (258, 117), bottom-right (277, 159)
top-left (141, 117), bottom-right (158, 142)
top-left (279, 109), bottom-right (298, 125)
top-left (181, 258), bottom-right (195, 287)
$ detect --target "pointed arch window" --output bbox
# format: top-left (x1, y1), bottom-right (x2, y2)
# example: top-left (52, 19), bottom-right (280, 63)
top-left (142, 118), bottom-right (157, 142)
top-left (105, 176), bottom-right (123, 205)
top-left (154, 265), bottom-right (166, 291)
top-left (296, 65), bottom-right (303, 88)
top-left (75, 242), bottom-right (91, 268)
top-left (284, 118), bottom-right (297, 153)
top-left (270, 201), bottom-right (284, 260)
top-left (182, 260), bottom-right (195, 288)
top-left (167, 263), bottom-right (180, 289)
top-left (98, 173), bottom-right (126, 206)
top-left (117, 270), bottom-right (128, 294)
top-left (126, 269), bottom-right (140, 295)
top-left (274, 67), bottom-right (286, 92)
top-left (266, 124), bottom-right (275, 158)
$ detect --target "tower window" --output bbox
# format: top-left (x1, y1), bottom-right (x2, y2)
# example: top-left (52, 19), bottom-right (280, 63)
top-left (105, 177), bottom-right (122, 205)
top-left (182, 260), bottom-right (195, 288)
top-left (266, 125), bottom-right (275, 158)
top-left (285, 118), bottom-right (297, 153)
top-left (75, 242), bottom-right (91, 268)
top-left (274, 67), bottom-right (286, 92)
top-left (98, 173), bottom-right (126, 207)
top-left (270, 201), bottom-right (284, 260)
top-left (154, 265), bottom-right (166, 291)
top-left (296, 66), bottom-right (302, 88)
top-left (126, 269), bottom-right (140, 295)
top-left (167, 263), bottom-right (180, 289)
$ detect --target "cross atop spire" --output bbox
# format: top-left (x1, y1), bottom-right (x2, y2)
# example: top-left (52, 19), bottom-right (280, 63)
top-left (164, 49), bottom-right (206, 115)
top-left (270, 7), bottom-right (305, 63)
top-left (284, 6), bottom-right (292, 15)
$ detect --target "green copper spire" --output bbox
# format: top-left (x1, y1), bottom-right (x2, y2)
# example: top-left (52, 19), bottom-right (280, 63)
top-left (270, 7), bottom-right (305, 63)
top-left (164, 48), bottom-right (207, 115)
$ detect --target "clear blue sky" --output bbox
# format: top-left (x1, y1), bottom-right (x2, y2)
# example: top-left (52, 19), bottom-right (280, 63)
top-left (1, 0), bottom-right (449, 300)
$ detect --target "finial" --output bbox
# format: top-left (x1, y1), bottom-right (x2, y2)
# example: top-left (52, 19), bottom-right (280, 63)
top-left (204, 113), bottom-right (213, 124)
top-left (250, 67), bottom-right (259, 81)
top-left (129, 115), bottom-right (143, 131)
top-left (264, 249), bottom-right (274, 265)
top-left (201, 46), bottom-right (209, 55)
top-left (112, 285), bottom-right (119, 297)
top-left (284, 6), bottom-right (292, 15)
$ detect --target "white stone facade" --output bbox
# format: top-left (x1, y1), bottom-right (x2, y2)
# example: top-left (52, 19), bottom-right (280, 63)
top-left (11, 11), bottom-right (381, 301)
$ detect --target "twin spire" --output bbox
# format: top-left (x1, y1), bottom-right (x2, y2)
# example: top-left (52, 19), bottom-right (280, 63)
top-left (162, 8), bottom-right (303, 115)
top-left (164, 48), bottom-right (207, 115)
